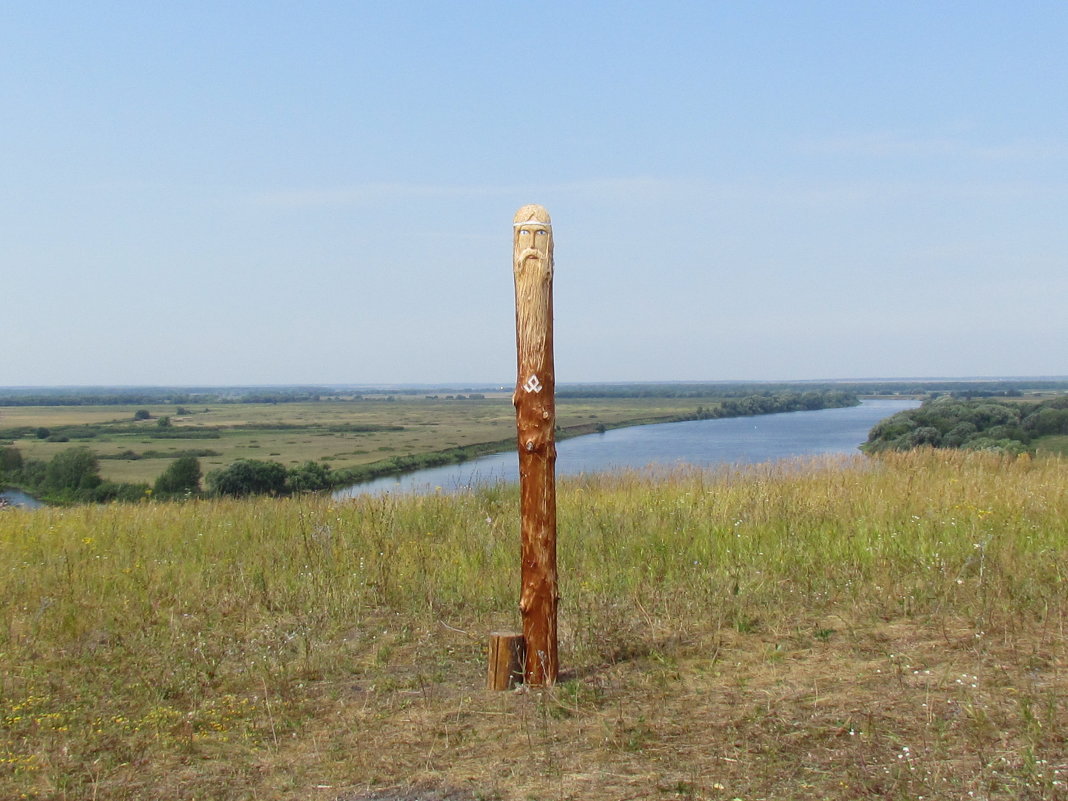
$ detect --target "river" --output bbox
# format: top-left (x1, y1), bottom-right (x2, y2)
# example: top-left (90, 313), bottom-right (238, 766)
top-left (335, 398), bottom-right (919, 498)
top-left (0, 487), bottom-right (45, 509)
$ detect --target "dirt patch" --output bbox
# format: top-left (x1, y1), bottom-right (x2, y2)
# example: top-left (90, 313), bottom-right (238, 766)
top-left (299, 614), bottom-right (1067, 801)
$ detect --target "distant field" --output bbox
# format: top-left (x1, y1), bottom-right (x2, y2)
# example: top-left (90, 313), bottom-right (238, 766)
top-left (0, 396), bottom-right (709, 485)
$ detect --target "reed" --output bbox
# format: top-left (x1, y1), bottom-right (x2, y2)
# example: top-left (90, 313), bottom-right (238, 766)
top-left (1, 449), bottom-right (1065, 800)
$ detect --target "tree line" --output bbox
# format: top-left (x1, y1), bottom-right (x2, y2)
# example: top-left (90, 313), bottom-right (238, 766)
top-left (1, 445), bottom-right (152, 503)
top-left (0, 444), bottom-right (341, 504)
top-left (0, 387), bottom-right (335, 407)
top-left (862, 396), bottom-right (1068, 455)
top-left (557, 380), bottom-right (1066, 399)
top-left (5, 380), bottom-right (1066, 408)
top-left (690, 390), bottom-right (858, 419)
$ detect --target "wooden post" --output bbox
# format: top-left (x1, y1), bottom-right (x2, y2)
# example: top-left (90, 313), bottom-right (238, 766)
top-left (486, 631), bottom-right (526, 690)
top-left (512, 204), bottom-right (559, 686)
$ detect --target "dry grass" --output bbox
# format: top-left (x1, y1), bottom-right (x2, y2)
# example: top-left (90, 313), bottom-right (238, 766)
top-left (305, 616), bottom-right (1066, 801)
top-left (1, 450), bottom-right (1066, 800)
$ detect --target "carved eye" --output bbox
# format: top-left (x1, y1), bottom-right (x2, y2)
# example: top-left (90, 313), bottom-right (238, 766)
top-left (535, 229), bottom-right (547, 236)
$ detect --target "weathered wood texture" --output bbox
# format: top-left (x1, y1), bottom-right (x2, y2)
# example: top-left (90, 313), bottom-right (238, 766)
top-left (486, 631), bottom-right (526, 691)
top-left (512, 204), bottom-right (559, 686)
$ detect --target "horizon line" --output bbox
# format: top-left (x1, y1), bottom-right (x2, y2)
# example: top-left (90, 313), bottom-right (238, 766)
top-left (2, 375), bottom-right (1067, 392)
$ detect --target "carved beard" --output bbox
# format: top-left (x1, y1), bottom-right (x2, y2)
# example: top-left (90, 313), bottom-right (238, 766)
top-left (518, 247), bottom-right (541, 262)
top-left (514, 233), bottom-right (553, 279)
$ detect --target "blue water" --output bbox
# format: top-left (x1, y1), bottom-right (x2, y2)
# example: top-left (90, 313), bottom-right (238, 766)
top-left (0, 487), bottom-right (44, 509)
top-left (335, 398), bottom-right (919, 498)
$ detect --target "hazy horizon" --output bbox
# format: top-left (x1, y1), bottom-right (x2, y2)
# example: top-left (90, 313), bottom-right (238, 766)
top-left (3, 375), bottom-right (1067, 393)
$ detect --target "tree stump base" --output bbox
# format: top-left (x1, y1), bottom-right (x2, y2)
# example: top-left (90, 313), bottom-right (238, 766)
top-left (486, 632), bottom-right (526, 691)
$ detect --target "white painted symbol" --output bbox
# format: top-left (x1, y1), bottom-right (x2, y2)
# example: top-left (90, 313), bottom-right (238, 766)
top-left (522, 374), bottom-right (543, 394)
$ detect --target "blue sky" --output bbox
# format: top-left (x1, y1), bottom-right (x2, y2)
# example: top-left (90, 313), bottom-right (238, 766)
top-left (3, 1), bottom-right (1066, 386)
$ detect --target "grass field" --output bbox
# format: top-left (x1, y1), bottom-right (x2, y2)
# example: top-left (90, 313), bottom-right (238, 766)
top-left (1037, 435), bottom-right (1068, 457)
top-left (0, 396), bottom-right (710, 486)
top-left (1, 449), bottom-right (1065, 800)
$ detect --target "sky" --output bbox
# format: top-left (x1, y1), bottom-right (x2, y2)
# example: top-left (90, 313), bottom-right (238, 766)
top-left (3, 1), bottom-right (1066, 387)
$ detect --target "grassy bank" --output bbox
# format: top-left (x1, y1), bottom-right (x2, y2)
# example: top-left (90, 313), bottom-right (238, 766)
top-left (1, 450), bottom-right (1065, 800)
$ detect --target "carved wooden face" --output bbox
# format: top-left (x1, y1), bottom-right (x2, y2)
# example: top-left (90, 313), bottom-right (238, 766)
top-left (513, 205), bottom-right (553, 274)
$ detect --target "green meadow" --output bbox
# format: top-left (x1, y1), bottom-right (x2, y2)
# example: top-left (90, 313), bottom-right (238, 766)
top-left (0, 396), bottom-right (706, 487)
top-left (1, 449), bottom-right (1065, 800)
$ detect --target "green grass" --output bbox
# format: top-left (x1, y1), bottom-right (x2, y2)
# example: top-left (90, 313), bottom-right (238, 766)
top-left (1, 449), bottom-right (1065, 800)
top-left (1036, 433), bottom-right (1068, 457)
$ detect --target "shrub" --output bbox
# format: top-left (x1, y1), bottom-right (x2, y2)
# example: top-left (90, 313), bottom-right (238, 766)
top-left (207, 459), bottom-right (288, 497)
top-left (0, 446), bottom-right (23, 475)
top-left (905, 426), bottom-right (942, 448)
top-left (154, 456), bottom-right (202, 497)
top-left (93, 481), bottom-right (151, 503)
top-left (286, 461), bottom-right (333, 493)
top-left (43, 447), bottom-right (102, 493)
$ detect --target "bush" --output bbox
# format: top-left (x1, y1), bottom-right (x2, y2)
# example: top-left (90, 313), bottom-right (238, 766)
top-left (207, 459), bottom-right (288, 497)
top-left (14, 459), bottom-right (47, 489)
top-left (44, 447), bottom-right (102, 493)
top-left (942, 422), bottom-right (978, 448)
top-left (905, 426), bottom-right (942, 448)
top-left (0, 446), bottom-right (23, 475)
top-left (154, 456), bottom-right (202, 497)
top-left (287, 461), bottom-right (333, 493)
top-left (1023, 407), bottom-right (1068, 436)
top-left (93, 481), bottom-right (151, 503)
top-left (962, 437), bottom-right (1028, 456)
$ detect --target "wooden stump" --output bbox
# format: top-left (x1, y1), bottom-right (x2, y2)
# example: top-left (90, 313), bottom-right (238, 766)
top-left (486, 631), bottom-right (526, 691)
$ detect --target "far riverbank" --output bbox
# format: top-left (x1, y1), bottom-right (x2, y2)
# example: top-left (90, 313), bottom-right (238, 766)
top-left (337, 398), bottom-right (919, 497)
top-left (324, 389), bottom-right (861, 489)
